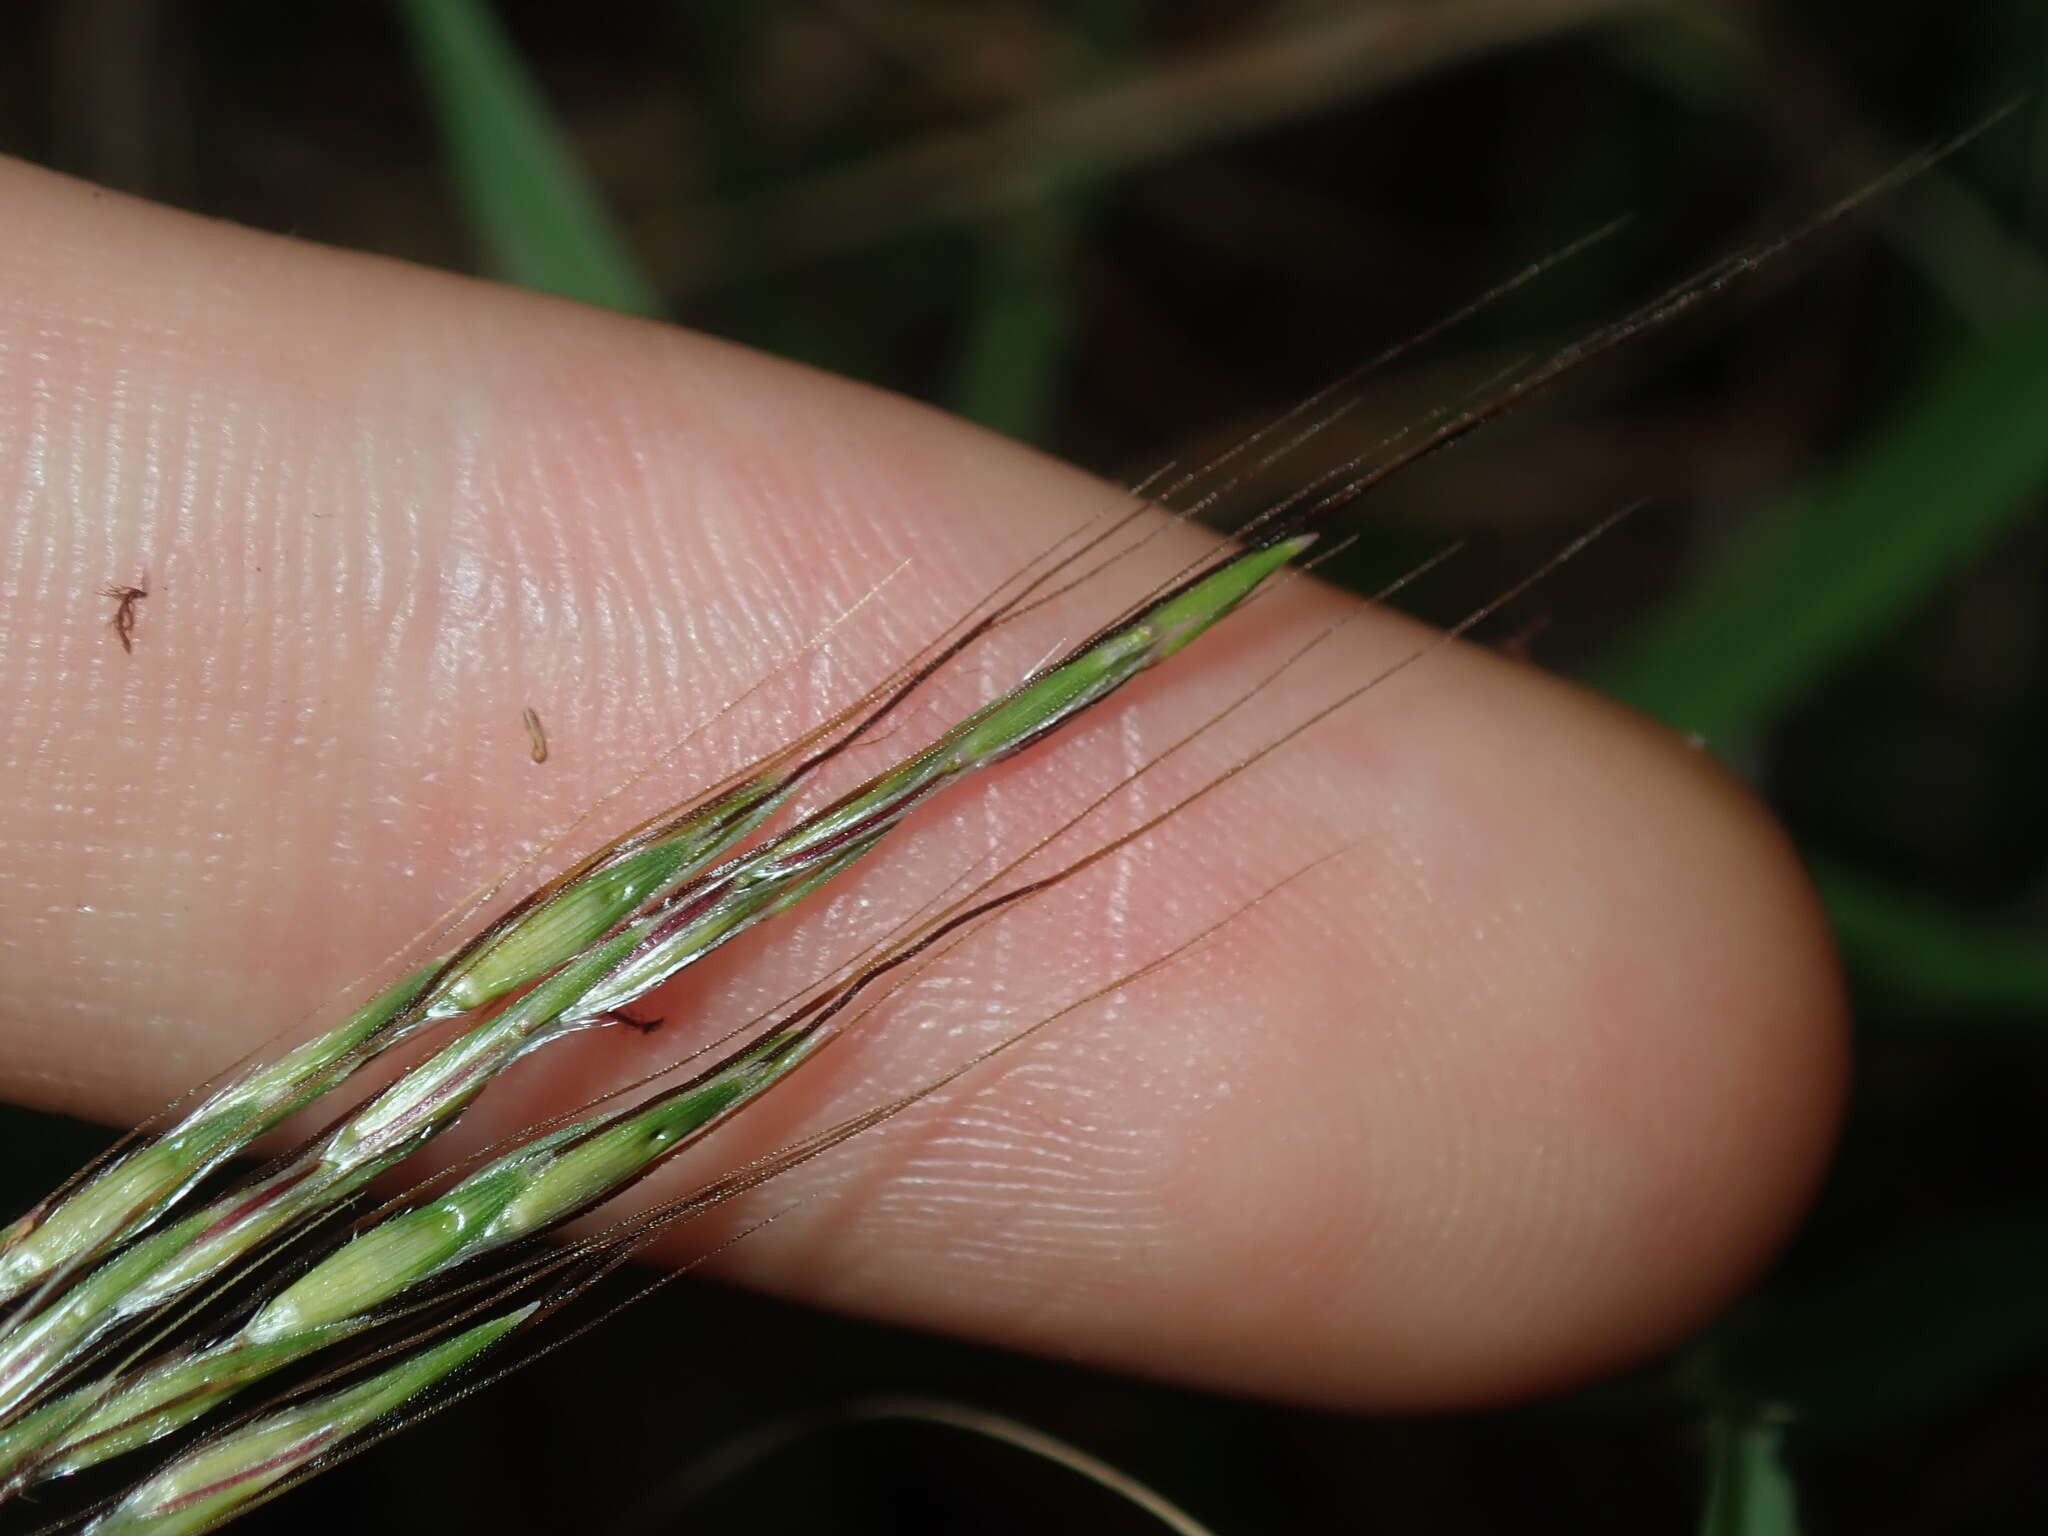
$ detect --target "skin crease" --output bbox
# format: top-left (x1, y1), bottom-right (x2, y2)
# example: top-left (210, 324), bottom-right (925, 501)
top-left (0, 157), bottom-right (1847, 1413)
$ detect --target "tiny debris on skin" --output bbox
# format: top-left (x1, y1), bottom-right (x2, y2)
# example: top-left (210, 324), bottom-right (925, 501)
top-left (99, 575), bottom-right (149, 654)
top-left (596, 1008), bottom-right (665, 1035)
top-left (522, 705), bottom-right (548, 763)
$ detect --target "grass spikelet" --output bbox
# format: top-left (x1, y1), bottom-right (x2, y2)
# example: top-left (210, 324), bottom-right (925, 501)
top-left (0, 1027), bottom-right (820, 1482)
top-left (77, 1309), bottom-right (532, 1536)
top-left (0, 751), bottom-right (802, 1311)
top-left (0, 967), bottom-right (437, 1310)
top-left (568, 534), bottom-right (1311, 1019)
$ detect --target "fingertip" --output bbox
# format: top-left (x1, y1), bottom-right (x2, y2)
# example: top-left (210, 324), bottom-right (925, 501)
top-left (1310, 666), bottom-right (1850, 1406)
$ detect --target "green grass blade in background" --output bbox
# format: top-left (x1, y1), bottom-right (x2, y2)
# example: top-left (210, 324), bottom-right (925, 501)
top-left (1596, 315), bottom-right (2048, 740)
top-left (1613, 18), bottom-right (2048, 334)
top-left (948, 0), bottom-right (1144, 443)
top-left (1817, 861), bottom-right (2048, 1020)
top-left (1698, 1409), bottom-right (1801, 1536)
top-left (393, 0), bottom-right (663, 316)
top-left (951, 200), bottom-right (1083, 443)
top-left (1711, 1200), bottom-right (2048, 1435)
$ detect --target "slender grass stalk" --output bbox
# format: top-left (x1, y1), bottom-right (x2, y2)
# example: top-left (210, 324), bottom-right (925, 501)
top-left (643, 1396), bottom-right (1220, 1536)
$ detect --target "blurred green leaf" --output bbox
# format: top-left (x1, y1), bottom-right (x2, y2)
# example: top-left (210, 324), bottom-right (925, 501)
top-left (1712, 1200), bottom-right (2048, 1434)
top-left (1817, 860), bottom-right (2048, 1020)
top-left (1614, 17), bottom-right (2048, 333)
top-left (393, 0), bottom-right (663, 316)
top-left (951, 196), bottom-right (1083, 443)
top-left (949, 0), bottom-right (1147, 442)
top-left (1699, 1410), bottom-right (1801, 1536)
top-left (1597, 316), bottom-right (2048, 739)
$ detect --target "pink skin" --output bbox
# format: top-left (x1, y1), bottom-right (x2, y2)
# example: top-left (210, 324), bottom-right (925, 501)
top-left (0, 158), bottom-right (1844, 1412)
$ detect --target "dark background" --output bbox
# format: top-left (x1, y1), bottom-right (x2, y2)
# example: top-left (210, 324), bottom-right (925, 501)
top-left (3, 2), bottom-right (2047, 1531)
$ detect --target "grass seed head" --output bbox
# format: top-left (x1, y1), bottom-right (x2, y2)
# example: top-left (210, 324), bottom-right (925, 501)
top-left (79, 1309), bottom-right (533, 1536)
top-left (0, 535), bottom-right (1312, 1519)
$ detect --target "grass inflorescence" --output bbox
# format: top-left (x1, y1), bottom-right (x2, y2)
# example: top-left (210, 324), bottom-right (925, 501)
top-left (0, 499), bottom-right (1348, 1531)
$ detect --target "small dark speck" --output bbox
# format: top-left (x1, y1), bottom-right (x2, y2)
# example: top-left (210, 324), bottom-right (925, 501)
top-left (99, 575), bottom-right (149, 654)
top-left (522, 706), bottom-right (549, 764)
